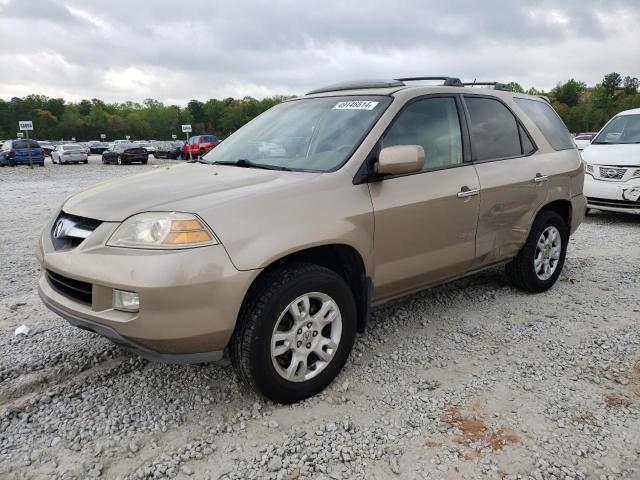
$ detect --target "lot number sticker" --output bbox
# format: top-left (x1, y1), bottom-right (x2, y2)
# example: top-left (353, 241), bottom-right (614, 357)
top-left (332, 101), bottom-right (379, 110)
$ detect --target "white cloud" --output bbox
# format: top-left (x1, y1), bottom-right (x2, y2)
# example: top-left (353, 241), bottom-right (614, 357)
top-left (0, 0), bottom-right (638, 104)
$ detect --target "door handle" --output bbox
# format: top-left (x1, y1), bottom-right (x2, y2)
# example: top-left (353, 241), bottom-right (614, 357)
top-left (534, 173), bottom-right (549, 183)
top-left (457, 187), bottom-right (480, 198)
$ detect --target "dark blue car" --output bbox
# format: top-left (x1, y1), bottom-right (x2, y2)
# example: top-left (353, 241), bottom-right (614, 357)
top-left (0, 139), bottom-right (45, 166)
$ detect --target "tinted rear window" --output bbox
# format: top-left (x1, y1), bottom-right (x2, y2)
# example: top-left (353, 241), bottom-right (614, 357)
top-left (14, 140), bottom-right (40, 149)
top-left (465, 97), bottom-right (522, 161)
top-left (514, 98), bottom-right (574, 150)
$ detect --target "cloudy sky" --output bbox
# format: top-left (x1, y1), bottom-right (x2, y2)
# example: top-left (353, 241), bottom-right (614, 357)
top-left (1, 0), bottom-right (638, 104)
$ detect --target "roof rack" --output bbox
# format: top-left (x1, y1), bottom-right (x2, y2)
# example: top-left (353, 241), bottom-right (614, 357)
top-left (462, 81), bottom-right (511, 91)
top-left (395, 76), bottom-right (463, 87)
top-left (306, 80), bottom-right (405, 95)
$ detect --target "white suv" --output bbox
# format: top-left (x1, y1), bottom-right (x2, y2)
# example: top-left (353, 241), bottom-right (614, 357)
top-left (582, 108), bottom-right (640, 214)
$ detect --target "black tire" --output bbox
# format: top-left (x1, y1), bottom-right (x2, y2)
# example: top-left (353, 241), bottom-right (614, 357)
top-left (229, 263), bottom-right (357, 404)
top-left (199, 148), bottom-right (205, 158)
top-left (117, 155), bottom-right (124, 165)
top-left (505, 210), bottom-right (569, 293)
top-left (83, 160), bottom-right (88, 164)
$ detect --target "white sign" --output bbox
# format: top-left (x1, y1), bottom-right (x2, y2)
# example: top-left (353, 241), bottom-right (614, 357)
top-left (171, 134), bottom-right (177, 139)
top-left (19, 120), bottom-right (34, 131)
top-left (126, 135), bottom-right (131, 140)
top-left (181, 124), bottom-right (192, 133)
top-left (332, 101), bottom-right (379, 111)
top-left (71, 137), bottom-right (76, 142)
top-left (17, 132), bottom-right (24, 138)
top-left (100, 133), bottom-right (106, 139)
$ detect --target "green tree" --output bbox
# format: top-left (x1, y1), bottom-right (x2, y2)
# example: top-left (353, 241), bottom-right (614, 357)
top-left (551, 79), bottom-right (586, 107)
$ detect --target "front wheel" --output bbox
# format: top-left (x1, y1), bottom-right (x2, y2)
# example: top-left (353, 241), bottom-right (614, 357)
top-left (117, 155), bottom-right (123, 165)
top-left (506, 210), bottom-right (568, 293)
top-left (229, 263), bottom-right (357, 404)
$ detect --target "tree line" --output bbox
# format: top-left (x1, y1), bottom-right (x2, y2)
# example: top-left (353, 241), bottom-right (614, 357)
top-left (0, 96), bottom-right (288, 141)
top-left (1, 72), bottom-right (638, 141)
top-left (507, 72), bottom-right (639, 133)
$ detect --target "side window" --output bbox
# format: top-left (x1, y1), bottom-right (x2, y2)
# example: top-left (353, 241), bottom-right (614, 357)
top-left (513, 98), bottom-right (574, 150)
top-left (519, 125), bottom-right (535, 155)
top-left (382, 97), bottom-right (462, 171)
top-left (465, 96), bottom-right (522, 161)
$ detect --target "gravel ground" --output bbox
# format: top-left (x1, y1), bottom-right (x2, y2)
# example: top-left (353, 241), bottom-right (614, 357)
top-left (1, 156), bottom-right (639, 480)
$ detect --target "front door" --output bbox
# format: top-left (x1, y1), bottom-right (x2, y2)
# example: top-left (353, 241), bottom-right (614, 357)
top-left (368, 96), bottom-right (481, 301)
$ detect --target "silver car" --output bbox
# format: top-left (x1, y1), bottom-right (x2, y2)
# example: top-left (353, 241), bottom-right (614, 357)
top-left (51, 144), bottom-right (89, 164)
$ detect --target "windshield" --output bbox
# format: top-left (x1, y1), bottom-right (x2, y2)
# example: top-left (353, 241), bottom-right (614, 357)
top-left (14, 140), bottom-right (40, 149)
top-left (594, 114), bottom-right (640, 144)
top-left (201, 95), bottom-right (392, 172)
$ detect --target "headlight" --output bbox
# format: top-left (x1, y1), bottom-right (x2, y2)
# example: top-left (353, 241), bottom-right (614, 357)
top-left (631, 168), bottom-right (640, 179)
top-left (583, 160), bottom-right (594, 176)
top-left (107, 212), bottom-right (218, 249)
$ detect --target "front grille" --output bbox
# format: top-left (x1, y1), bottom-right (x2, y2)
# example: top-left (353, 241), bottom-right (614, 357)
top-left (46, 270), bottom-right (93, 305)
top-left (587, 197), bottom-right (640, 209)
top-left (598, 166), bottom-right (626, 180)
top-left (51, 212), bottom-right (102, 250)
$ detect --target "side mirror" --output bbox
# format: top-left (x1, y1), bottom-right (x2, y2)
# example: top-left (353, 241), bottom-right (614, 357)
top-left (377, 145), bottom-right (425, 176)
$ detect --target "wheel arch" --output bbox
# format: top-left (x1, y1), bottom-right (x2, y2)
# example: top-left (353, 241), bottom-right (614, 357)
top-left (536, 199), bottom-right (572, 230)
top-left (238, 244), bottom-right (371, 334)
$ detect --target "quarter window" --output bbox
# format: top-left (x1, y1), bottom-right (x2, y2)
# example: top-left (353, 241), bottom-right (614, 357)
top-left (465, 97), bottom-right (522, 161)
top-left (514, 98), bottom-right (574, 150)
top-left (382, 97), bottom-right (463, 171)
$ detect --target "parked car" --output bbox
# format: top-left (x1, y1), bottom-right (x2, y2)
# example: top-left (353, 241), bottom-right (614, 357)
top-left (137, 142), bottom-right (157, 156)
top-left (38, 141), bottom-right (55, 157)
top-left (581, 108), bottom-right (640, 214)
top-left (89, 142), bottom-right (110, 154)
top-left (0, 139), bottom-right (45, 166)
top-left (184, 134), bottom-right (220, 158)
top-left (573, 133), bottom-right (596, 150)
top-left (37, 77), bottom-right (585, 403)
top-left (51, 144), bottom-right (89, 164)
top-left (153, 141), bottom-right (181, 159)
top-left (101, 143), bottom-right (149, 165)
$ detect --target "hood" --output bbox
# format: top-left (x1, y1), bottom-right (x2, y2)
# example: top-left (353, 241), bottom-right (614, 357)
top-left (62, 163), bottom-right (320, 221)
top-left (581, 143), bottom-right (640, 166)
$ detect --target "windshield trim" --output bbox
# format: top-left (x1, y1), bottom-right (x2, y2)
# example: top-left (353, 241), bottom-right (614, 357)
top-left (201, 94), bottom-right (395, 173)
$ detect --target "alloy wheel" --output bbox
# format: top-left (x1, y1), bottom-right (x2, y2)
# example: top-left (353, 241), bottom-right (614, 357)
top-left (534, 226), bottom-right (561, 281)
top-left (270, 292), bottom-right (342, 382)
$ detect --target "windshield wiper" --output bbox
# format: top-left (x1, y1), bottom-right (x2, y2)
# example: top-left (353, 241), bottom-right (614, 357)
top-left (213, 159), bottom-right (292, 171)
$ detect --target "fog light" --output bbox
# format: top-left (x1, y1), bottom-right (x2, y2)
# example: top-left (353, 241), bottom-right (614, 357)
top-left (113, 290), bottom-right (139, 312)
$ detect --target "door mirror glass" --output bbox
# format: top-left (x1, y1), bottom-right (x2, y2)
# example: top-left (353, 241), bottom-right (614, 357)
top-left (378, 145), bottom-right (425, 176)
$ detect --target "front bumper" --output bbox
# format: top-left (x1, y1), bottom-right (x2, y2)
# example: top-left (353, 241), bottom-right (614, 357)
top-left (584, 175), bottom-right (640, 214)
top-left (37, 214), bottom-right (260, 362)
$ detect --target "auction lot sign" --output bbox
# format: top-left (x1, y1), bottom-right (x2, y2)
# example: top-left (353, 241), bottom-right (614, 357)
top-left (19, 120), bottom-right (34, 131)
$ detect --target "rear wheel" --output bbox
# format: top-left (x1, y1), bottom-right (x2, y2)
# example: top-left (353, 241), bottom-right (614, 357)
top-left (230, 263), bottom-right (357, 404)
top-left (199, 148), bottom-right (205, 158)
top-left (506, 210), bottom-right (568, 293)
top-left (117, 155), bottom-right (123, 165)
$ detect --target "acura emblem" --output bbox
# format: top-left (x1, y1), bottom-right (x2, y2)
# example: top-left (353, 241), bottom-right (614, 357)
top-left (53, 219), bottom-right (66, 239)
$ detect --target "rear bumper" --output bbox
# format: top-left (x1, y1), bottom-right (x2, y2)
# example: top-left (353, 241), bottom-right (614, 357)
top-left (584, 175), bottom-right (640, 214)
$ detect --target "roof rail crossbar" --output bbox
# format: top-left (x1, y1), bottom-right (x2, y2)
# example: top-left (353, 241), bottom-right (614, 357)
top-left (395, 76), bottom-right (463, 87)
top-left (462, 81), bottom-right (511, 91)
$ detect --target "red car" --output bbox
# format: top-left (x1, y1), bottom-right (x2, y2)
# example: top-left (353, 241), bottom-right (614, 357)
top-left (184, 135), bottom-right (220, 158)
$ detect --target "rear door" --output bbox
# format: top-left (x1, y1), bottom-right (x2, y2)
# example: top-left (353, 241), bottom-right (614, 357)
top-left (462, 95), bottom-right (546, 267)
top-left (368, 95), bottom-right (481, 300)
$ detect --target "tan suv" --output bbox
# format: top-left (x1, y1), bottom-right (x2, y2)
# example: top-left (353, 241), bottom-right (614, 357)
top-left (37, 77), bottom-right (585, 403)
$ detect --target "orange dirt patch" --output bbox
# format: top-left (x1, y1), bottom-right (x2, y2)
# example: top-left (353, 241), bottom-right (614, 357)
top-left (443, 405), bottom-right (521, 453)
top-left (606, 394), bottom-right (632, 409)
top-left (425, 440), bottom-right (442, 448)
top-left (445, 405), bottom-right (488, 445)
top-left (490, 426), bottom-right (521, 451)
